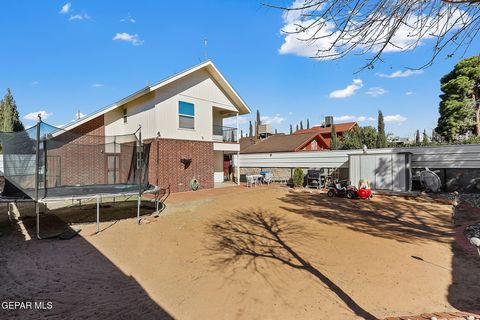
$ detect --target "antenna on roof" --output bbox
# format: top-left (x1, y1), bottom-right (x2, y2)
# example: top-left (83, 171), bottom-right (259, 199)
top-left (204, 38), bottom-right (208, 61)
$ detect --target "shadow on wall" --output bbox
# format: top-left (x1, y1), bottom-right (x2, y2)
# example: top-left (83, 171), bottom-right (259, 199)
top-left (278, 191), bottom-right (452, 244)
top-left (448, 205), bottom-right (480, 313)
top-left (0, 211), bottom-right (172, 319)
top-left (205, 208), bottom-right (376, 320)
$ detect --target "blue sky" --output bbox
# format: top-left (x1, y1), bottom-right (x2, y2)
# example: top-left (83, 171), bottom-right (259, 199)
top-left (0, 1), bottom-right (478, 137)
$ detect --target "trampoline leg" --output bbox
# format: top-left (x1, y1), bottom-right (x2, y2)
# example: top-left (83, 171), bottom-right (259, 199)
top-left (36, 202), bottom-right (42, 240)
top-left (137, 194), bottom-right (141, 224)
top-left (96, 196), bottom-right (100, 233)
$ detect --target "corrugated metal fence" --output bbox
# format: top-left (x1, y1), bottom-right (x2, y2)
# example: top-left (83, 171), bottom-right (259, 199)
top-left (236, 144), bottom-right (480, 169)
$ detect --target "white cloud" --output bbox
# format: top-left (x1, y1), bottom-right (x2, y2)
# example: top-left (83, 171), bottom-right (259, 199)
top-left (24, 111), bottom-right (52, 121)
top-left (278, 1), bottom-right (467, 59)
top-left (59, 3), bottom-right (71, 14)
top-left (329, 79), bottom-right (363, 98)
top-left (261, 114), bottom-right (286, 125)
top-left (334, 115), bottom-right (375, 122)
top-left (113, 32), bottom-right (144, 46)
top-left (366, 87), bottom-right (387, 97)
top-left (384, 114), bottom-right (407, 124)
top-left (376, 70), bottom-right (424, 78)
top-left (405, 91), bottom-right (414, 95)
top-left (92, 83), bottom-right (103, 88)
top-left (121, 14), bottom-right (136, 23)
top-left (69, 13), bottom-right (90, 21)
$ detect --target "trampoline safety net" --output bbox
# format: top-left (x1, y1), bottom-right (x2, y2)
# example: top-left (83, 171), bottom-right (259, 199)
top-left (0, 121), bottom-right (149, 200)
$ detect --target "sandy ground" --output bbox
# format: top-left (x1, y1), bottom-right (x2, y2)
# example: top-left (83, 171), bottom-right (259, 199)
top-left (1, 185), bottom-right (479, 319)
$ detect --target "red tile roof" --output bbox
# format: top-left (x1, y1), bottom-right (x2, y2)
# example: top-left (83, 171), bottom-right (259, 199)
top-left (241, 133), bottom-right (328, 154)
top-left (294, 122), bottom-right (358, 135)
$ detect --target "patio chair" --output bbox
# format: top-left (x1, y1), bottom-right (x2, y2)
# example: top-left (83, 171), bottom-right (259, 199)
top-left (246, 175), bottom-right (257, 188)
top-left (263, 172), bottom-right (273, 185)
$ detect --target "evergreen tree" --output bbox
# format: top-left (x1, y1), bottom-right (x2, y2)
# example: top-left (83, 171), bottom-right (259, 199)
top-left (307, 118), bottom-right (310, 129)
top-left (422, 129), bottom-right (429, 145)
top-left (240, 130), bottom-right (243, 138)
top-left (330, 125), bottom-right (338, 150)
top-left (436, 55), bottom-right (480, 141)
top-left (248, 121), bottom-right (253, 137)
top-left (289, 124), bottom-right (293, 134)
top-left (296, 124), bottom-right (299, 131)
top-left (415, 129), bottom-right (421, 145)
top-left (300, 121), bottom-right (303, 130)
top-left (1, 88), bottom-right (24, 132)
top-left (275, 129), bottom-right (278, 134)
top-left (376, 110), bottom-right (387, 148)
top-left (339, 126), bottom-right (378, 150)
top-left (256, 110), bottom-right (261, 138)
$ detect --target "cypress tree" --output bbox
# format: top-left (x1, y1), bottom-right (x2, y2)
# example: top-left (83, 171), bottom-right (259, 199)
top-left (296, 124), bottom-right (299, 131)
top-left (307, 118), bottom-right (310, 129)
top-left (249, 121), bottom-right (253, 137)
top-left (290, 124), bottom-right (293, 134)
top-left (300, 121), bottom-right (304, 130)
top-left (376, 110), bottom-right (387, 148)
top-left (275, 129), bottom-right (278, 134)
top-left (1, 88), bottom-right (24, 132)
top-left (415, 129), bottom-right (421, 145)
top-left (422, 129), bottom-right (429, 145)
top-left (330, 124), bottom-right (338, 150)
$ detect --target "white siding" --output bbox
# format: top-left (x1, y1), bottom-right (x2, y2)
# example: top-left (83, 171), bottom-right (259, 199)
top-left (104, 69), bottom-right (238, 141)
top-left (236, 144), bottom-right (480, 169)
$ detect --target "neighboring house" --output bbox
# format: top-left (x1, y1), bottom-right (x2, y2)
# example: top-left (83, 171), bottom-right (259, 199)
top-left (294, 121), bottom-right (358, 149)
top-left (241, 133), bottom-right (329, 154)
top-left (61, 60), bottom-right (250, 193)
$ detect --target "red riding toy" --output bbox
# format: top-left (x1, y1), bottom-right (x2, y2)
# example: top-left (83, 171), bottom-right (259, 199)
top-left (327, 180), bottom-right (372, 200)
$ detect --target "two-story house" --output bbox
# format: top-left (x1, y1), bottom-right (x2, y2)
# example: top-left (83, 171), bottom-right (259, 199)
top-left (61, 61), bottom-right (250, 193)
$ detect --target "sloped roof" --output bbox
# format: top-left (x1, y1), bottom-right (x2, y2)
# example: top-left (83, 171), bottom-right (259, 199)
top-left (241, 133), bottom-right (328, 154)
top-left (61, 60), bottom-right (250, 131)
top-left (294, 122), bottom-right (358, 135)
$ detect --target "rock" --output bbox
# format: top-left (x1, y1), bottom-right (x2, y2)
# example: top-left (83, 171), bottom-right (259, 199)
top-left (466, 316), bottom-right (475, 320)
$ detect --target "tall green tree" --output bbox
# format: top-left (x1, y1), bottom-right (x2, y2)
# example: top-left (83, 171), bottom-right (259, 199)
top-left (330, 125), bottom-right (338, 150)
top-left (296, 124), bottom-right (299, 131)
top-left (289, 124), bottom-right (293, 134)
top-left (340, 126), bottom-right (378, 150)
top-left (300, 121), bottom-right (303, 130)
top-left (248, 121), bottom-right (253, 137)
top-left (422, 129), bottom-right (429, 145)
top-left (436, 55), bottom-right (480, 141)
top-left (256, 110), bottom-right (261, 138)
top-left (376, 110), bottom-right (387, 148)
top-left (1, 88), bottom-right (24, 132)
top-left (415, 129), bottom-right (421, 145)
top-left (306, 118), bottom-right (310, 129)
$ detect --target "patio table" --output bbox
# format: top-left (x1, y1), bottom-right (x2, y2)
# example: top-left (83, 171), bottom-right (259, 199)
top-left (251, 174), bottom-right (263, 184)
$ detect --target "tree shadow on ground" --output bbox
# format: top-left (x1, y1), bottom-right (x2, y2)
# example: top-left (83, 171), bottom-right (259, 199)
top-left (0, 214), bottom-right (172, 319)
top-left (206, 208), bottom-right (376, 320)
top-left (279, 191), bottom-right (452, 244)
top-left (448, 206), bottom-right (480, 313)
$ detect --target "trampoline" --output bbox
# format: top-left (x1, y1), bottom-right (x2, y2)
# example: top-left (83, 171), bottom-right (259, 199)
top-left (0, 118), bottom-right (160, 239)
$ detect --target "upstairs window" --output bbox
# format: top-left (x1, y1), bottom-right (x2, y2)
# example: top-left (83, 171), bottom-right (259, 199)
top-left (178, 101), bottom-right (195, 129)
top-left (123, 109), bottom-right (128, 123)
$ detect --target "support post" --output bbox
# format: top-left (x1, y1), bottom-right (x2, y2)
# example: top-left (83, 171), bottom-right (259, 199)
top-left (96, 195), bottom-right (100, 233)
top-left (35, 116), bottom-right (42, 239)
top-left (236, 151), bottom-right (240, 185)
top-left (137, 125), bottom-right (143, 224)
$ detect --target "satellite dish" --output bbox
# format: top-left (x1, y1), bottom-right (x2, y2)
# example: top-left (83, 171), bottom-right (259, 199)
top-left (420, 168), bottom-right (442, 192)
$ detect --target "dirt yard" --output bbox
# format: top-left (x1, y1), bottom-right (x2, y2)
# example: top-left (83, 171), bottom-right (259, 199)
top-left (1, 186), bottom-right (479, 319)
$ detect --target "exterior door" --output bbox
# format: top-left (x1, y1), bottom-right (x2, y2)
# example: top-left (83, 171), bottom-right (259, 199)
top-left (106, 155), bottom-right (119, 184)
top-left (223, 155), bottom-right (231, 181)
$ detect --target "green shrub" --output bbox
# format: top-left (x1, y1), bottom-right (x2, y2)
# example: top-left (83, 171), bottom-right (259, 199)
top-left (292, 168), bottom-right (304, 187)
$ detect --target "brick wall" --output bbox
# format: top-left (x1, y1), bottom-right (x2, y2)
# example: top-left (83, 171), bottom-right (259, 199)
top-left (46, 115), bottom-right (107, 187)
top-left (146, 138), bottom-right (214, 193)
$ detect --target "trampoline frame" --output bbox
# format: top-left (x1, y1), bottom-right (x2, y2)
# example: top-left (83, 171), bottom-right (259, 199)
top-left (1, 116), bottom-right (160, 240)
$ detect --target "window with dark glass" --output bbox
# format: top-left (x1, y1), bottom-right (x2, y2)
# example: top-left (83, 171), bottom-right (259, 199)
top-left (178, 101), bottom-right (194, 129)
